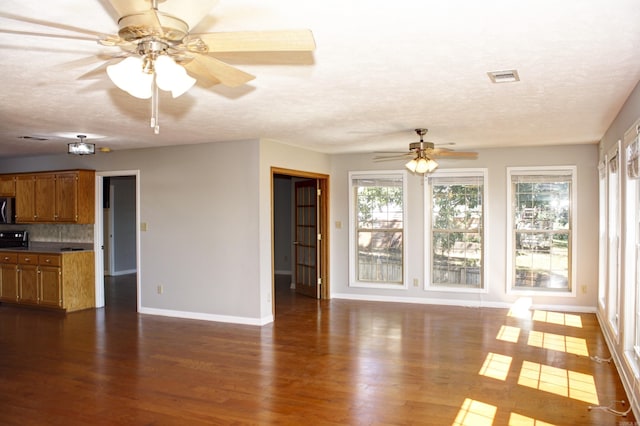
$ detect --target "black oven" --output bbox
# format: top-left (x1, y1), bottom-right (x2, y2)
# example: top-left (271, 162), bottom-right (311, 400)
top-left (0, 230), bottom-right (29, 249)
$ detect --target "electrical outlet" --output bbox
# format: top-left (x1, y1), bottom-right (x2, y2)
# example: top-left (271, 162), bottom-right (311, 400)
top-left (581, 285), bottom-right (587, 294)
top-left (157, 285), bottom-right (163, 294)
top-left (413, 278), bottom-right (419, 287)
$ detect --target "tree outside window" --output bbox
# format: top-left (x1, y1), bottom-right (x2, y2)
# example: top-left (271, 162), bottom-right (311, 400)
top-left (509, 169), bottom-right (574, 292)
top-left (428, 172), bottom-right (485, 290)
top-left (349, 172), bottom-right (406, 287)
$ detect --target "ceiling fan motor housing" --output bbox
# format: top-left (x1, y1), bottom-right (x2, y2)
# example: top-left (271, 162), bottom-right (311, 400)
top-left (409, 141), bottom-right (435, 152)
top-left (118, 12), bottom-right (189, 42)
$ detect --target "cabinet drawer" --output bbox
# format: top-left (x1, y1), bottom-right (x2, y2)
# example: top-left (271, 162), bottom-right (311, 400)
top-left (0, 252), bottom-right (18, 263)
top-left (39, 254), bottom-right (61, 267)
top-left (17, 254), bottom-right (37, 264)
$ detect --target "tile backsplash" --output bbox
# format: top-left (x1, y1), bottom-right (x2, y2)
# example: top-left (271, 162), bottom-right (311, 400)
top-left (0, 224), bottom-right (94, 243)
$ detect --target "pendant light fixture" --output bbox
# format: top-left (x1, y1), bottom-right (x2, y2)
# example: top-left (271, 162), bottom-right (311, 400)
top-left (68, 135), bottom-right (95, 155)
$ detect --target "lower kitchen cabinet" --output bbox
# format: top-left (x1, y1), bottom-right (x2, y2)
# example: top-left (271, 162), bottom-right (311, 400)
top-left (0, 253), bottom-right (19, 302)
top-left (0, 251), bottom-right (94, 312)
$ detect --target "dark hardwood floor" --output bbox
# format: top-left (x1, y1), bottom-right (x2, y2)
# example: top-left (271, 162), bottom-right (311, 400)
top-left (0, 274), bottom-right (635, 425)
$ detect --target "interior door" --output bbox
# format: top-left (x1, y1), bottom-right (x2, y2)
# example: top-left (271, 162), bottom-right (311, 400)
top-left (294, 179), bottom-right (320, 298)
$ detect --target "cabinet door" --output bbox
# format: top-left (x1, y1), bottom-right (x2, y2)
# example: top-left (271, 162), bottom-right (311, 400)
top-left (15, 175), bottom-right (36, 222)
top-left (0, 262), bottom-right (19, 302)
top-left (18, 263), bottom-right (39, 305)
top-left (39, 265), bottom-right (62, 308)
top-left (55, 172), bottom-right (78, 222)
top-left (0, 175), bottom-right (16, 197)
top-left (35, 173), bottom-right (56, 222)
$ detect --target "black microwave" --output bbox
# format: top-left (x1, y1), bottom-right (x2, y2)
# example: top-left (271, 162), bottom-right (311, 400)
top-left (0, 197), bottom-right (16, 224)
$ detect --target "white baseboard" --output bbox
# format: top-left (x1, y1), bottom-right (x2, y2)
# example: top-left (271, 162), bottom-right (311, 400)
top-left (138, 306), bottom-right (273, 326)
top-left (330, 292), bottom-right (597, 313)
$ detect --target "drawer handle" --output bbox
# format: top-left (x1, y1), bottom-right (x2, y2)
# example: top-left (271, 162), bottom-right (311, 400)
top-left (45, 259), bottom-right (50, 263)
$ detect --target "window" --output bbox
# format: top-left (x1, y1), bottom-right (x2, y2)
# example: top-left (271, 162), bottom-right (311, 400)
top-left (598, 161), bottom-right (607, 308)
top-left (507, 167), bottom-right (575, 294)
top-left (624, 133), bottom-right (640, 365)
top-left (607, 144), bottom-right (621, 333)
top-left (426, 169), bottom-right (487, 291)
top-left (349, 171), bottom-right (407, 288)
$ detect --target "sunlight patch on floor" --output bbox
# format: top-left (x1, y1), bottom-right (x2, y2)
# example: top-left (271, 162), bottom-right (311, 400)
top-left (508, 412), bottom-right (556, 425)
top-left (518, 361), bottom-right (599, 404)
top-left (527, 331), bottom-right (589, 356)
top-left (479, 352), bottom-right (512, 381)
top-left (497, 325), bottom-right (521, 343)
top-left (531, 310), bottom-right (583, 328)
top-left (452, 398), bottom-right (497, 426)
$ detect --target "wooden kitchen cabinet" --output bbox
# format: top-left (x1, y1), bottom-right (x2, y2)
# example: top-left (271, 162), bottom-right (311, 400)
top-left (39, 254), bottom-right (62, 308)
top-left (0, 175), bottom-right (16, 197)
top-left (0, 253), bottom-right (19, 303)
top-left (0, 250), bottom-right (94, 312)
top-left (15, 174), bottom-right (36, 222)
top-left (14, 170), bottom-right (95, 224)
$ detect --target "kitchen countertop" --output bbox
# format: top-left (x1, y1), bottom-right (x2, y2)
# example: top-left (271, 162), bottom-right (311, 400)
top-left (0, 242), bottom-right (93, 253)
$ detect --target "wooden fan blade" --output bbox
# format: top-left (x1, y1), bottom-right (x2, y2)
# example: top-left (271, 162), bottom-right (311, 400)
top-left (187, 54), bottom-right (255, 88)
top-left (0, 28), bottom-right (96, 42)
top-left (0, 11), bottom-right (112, 39)
top-left (431, 151), bottom-right (478, 158)
top-left (374, 154), bottom-right (412, 161)
top-left (182, 59), bottom-right (221, 87)
top-left (189, 30), bottom-right (316, 53)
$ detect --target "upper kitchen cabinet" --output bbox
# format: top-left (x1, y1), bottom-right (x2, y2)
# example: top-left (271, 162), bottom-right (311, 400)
top-left (15, 170), bottom-right (95, 224)
top-left (0, 175), bottom-right (16, 196)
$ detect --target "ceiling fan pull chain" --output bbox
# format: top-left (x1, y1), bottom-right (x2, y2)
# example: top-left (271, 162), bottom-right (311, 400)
top-left (150, 80), bottom-right (160, 134)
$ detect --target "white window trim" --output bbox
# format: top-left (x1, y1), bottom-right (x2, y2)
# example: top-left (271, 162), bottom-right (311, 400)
top-left (606, 142), bottom-right (622, 337)
top-left (348, 170), bottom-right (408, 289)
top-left (623, 125), bottom-right (640, 372)
top-left (506, 166), bottom-right (577, 297)
top-left (424, 168), bottom-right (489, 293)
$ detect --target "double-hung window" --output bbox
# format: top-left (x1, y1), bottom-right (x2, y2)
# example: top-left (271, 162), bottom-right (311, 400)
top-left (507, 167), bottom-right (576, 294)
top-left (426, 169), bottom-right (487, 291)
top-left (349, 171), bottom-right (407, 288)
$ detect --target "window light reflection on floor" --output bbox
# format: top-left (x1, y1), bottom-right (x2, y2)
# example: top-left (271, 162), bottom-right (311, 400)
top-left (452, 398), bottom-right (497, 426)
top-left (532, 310), bottom-right (583, 328)
top-left (508, 412), bottom-right (557, 425)
top-left (479, 352), bottom-right (513, 381)
top-left (527, 331), bottom-right (589, 357)
top-left (518, 361), bottom-right (599, 404)
top-left (497, 325), bottom-right (521, 343)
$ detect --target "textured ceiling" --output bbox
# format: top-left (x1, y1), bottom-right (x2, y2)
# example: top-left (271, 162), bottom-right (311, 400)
top-left (1, 0), bottom-right (639, 158)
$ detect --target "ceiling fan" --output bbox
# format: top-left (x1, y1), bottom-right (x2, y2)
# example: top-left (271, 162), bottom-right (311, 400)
top-left (0, 0), bottom-right (316, 133)
top-left (375, 129), bottom-right (478, 174)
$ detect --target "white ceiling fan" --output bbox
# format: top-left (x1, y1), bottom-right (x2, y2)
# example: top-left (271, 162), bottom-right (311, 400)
top-left (0, 0), bottom-right (316, 133)
top-left (375, 129), bottom-right (478, 174)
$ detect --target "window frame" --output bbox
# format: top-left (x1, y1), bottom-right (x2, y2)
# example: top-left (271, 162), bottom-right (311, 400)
top-left (424, 168), bottom-right (488, 293)
top-left (506, 166), bottom-right (577, 297)
top-left (348, 170), bottom-right (408, 289)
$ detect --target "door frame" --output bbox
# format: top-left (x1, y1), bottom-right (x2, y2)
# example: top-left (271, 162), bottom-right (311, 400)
top-left (271, 167), bottom-right (330, 307)
top-left (94, 170), bottom-right (141, 310)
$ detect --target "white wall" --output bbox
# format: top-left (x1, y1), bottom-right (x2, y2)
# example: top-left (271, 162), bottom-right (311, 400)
top-left (329, 143), bottom-right (599, 311)
top-left (0, 139), bottom-right (264, 323)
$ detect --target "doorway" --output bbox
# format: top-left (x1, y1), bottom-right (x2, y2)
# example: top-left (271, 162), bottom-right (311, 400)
top-left (271, 168), bottom-right (329, 315)
top-left (94, 171), bottom-right (141, 310)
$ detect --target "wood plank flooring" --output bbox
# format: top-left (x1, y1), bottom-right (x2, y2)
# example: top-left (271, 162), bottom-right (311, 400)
top-left (0, 274), bottom-right (635, 425)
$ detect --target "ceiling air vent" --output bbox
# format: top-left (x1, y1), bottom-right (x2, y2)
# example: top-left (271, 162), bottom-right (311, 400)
top-left (487, 69), bottom-right (520, 83)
